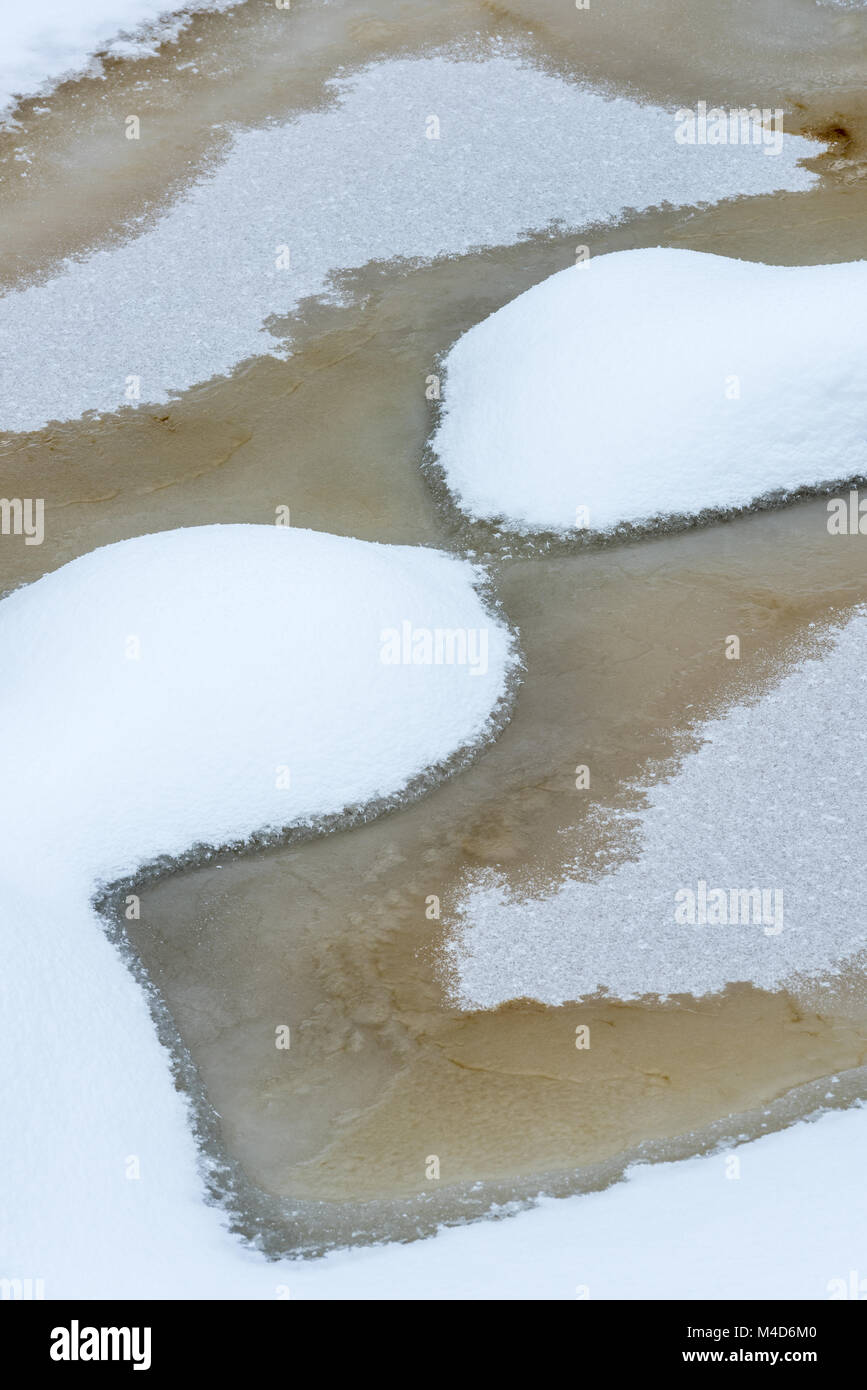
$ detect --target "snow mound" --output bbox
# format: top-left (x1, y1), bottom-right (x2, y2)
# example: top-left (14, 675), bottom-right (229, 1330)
top-left (430, 249), bottom-right (867, 534)
top-left (0, 59), bottom-right (821, 432)
top-left (0, 524), bottom-right (513, 887)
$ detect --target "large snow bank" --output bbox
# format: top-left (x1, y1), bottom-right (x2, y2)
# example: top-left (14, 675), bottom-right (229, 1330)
top-left (0, 523), bottom-right (511, 1295)
top-left (0, 0), bottom-right (241, 123)
top-left (0, 58), bottom-right (821, 432)
top-left (430, 249), bottom-right (867, 533)
top-left (448, 608), bottom-right (867, 1006)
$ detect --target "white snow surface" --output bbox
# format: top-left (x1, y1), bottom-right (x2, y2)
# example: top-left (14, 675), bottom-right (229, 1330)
top-left (2, 527), bottom-right (865, 1297)
top-left (0, 56), bottom-right (821, 433)
top-left (449, 608), bottom-right (867, 1008)
top-left (0, 524), bottom-right (513, 886)
top-left (431, 249), bottom-right (867, 533)
top-left (0, 0), bottom-right (240, 122)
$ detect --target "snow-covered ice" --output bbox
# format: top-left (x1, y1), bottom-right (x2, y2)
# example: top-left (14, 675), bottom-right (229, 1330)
top-left (430, 249), bottom-right (867, 534)
top-left (0, 58), bottom-right (822, 432)
top-left (0, 0), bottom-right (240, 123)
top-left (449, 608), bottom-right (867, 1006)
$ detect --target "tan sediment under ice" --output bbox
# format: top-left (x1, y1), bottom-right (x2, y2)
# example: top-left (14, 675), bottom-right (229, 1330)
top-left (3, 0), bottom-right (867, 1240)
top-left (131, 493), bottom-right (867, 1207)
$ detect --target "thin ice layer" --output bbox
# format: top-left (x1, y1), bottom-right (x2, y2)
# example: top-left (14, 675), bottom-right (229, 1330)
top-left (0, 57), bottom-right (820, 431)
top-left (449, 608), bottom-right (867, 1005)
